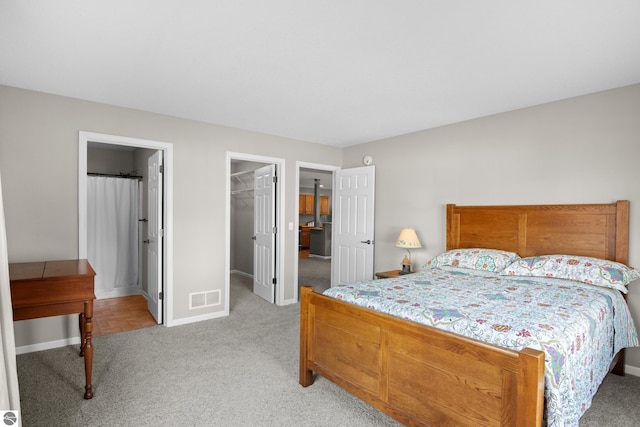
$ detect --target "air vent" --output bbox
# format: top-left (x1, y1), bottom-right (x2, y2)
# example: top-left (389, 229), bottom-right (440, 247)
top-left (189, 290), bottom-right (221, 309)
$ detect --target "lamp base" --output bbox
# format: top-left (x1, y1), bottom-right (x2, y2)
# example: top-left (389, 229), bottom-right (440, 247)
top-left (400, 260), bottom-right (412, 275)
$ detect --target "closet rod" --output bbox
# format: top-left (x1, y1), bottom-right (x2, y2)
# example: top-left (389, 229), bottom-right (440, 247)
top-left (88, 172), bottom-right (143, 180)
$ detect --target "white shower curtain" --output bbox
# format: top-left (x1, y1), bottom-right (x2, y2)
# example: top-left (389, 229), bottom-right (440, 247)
top-left (87, 176), bottom-right (140, 299)
top-left (0, 170), bottom-right (21, 423)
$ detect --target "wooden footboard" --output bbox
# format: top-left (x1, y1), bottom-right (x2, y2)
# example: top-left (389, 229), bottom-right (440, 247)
top-left (300, 286), bottom-right (545, 426)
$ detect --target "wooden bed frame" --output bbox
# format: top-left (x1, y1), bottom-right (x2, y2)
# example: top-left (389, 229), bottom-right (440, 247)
top-left (300, 201), bottom-right (630, 426)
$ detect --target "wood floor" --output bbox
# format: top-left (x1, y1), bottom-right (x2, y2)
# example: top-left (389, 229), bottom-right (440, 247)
top-left (92, 294), bottom-right (158, 337)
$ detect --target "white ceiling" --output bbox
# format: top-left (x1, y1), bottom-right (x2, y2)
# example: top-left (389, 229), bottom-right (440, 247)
top-left (2, 1), bottom-right (639, 147)
top-left (300, 168), bottom-right (333, 190)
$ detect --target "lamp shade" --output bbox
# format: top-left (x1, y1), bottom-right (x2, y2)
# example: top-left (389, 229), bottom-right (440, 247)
top-left (395, 228), bottom-right (422, 249)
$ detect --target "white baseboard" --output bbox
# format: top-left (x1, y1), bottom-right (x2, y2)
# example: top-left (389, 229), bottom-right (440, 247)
top-left (230, 269), bottom-right (252, 278)
top-left (166, 309), bottom-right (228, 327)
top-left (95, 285), bottom-right (142, 300)
top-left (15, 336), bottom-right (81, 355)
top-left (308, 254), bottom-right (331, 260)
top-left (16, 312), bottom-right (230, 352)
top-left (624, 364), bottom-right (640, 377)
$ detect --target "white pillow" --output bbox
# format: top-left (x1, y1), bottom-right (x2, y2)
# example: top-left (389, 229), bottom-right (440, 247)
top-left (501, 255), bottom-right (640, 294)
top-left (423, 248), bottom-right (521, 273)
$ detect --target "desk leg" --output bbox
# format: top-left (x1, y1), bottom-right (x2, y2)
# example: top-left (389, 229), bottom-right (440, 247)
top-left (82, 300), bottom-right (94, 399)
top-left (79, 313), bottom-right (86, 357)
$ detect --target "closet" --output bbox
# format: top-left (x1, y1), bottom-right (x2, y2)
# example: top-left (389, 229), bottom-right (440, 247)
top-left (230, 161), bottom-right (269, 278)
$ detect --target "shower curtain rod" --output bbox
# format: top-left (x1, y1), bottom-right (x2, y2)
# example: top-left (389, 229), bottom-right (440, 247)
top-left (88, 172), bottom-right (143, 180)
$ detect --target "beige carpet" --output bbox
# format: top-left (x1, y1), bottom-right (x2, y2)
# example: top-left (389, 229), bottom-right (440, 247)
top-left (298, 256), bottom-right (331, 295)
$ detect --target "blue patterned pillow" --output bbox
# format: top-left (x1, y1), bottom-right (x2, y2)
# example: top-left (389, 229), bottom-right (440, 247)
top-left (501, 255), bottom-right (640, 294)
top-left (423, 248), bottom-right (521, 273)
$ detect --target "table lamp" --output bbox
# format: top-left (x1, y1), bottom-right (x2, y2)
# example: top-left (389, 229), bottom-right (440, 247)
top-left (395, 227), bottom-right (422, 274)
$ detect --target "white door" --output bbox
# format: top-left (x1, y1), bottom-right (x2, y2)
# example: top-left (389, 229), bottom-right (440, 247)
top-left (253, 164), bottom-right (277, 303)
top-left (147, 150), bottom-right (163, 323)
top-left (331, 166), bottom-right (376, 286)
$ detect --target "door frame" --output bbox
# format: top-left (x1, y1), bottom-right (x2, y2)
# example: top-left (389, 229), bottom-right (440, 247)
top-left (226, 152), bottom-right (285, 307)
top-left (78, 131), bottom-right (174, 325)
top-left (295, 161), bottom-right (340, 302)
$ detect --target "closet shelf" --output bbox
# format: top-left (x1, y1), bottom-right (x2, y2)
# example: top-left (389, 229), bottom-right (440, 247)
top-left (231, 169), bottom-right (256, 206)
top-left (230, 169), bottom-right (256, 178)
top-left (231, 188), bottom-right (253, 195)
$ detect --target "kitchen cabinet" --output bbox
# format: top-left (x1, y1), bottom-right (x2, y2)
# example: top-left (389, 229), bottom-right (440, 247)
top-left (299, 194), bottom-right (330, 215)
top-left (305, 195), bottom-right (315, 214)
top-left (320, 195), bottom-right (330, 215)
top-left (300, 226), bottom-right (311, 249)
top-left (299, 194), bottom-right (315, 214)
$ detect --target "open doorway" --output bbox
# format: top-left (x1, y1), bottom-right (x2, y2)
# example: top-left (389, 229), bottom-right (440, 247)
top-left (296, 162), bottom-right (340, 300)
top-left (226, 152), bottom-right (286, 312)
top-left (78, 131), bottom-right (174, 331)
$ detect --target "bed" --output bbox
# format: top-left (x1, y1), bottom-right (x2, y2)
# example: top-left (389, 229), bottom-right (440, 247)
top-left (299, 201), bottom-right (638, 426)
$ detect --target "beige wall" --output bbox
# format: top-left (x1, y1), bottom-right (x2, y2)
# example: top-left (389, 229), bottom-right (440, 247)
top-left (343, 83), bottom-right (640, 369)
top-left (87, 146), bottom-right (135, 175)
top-left (0, 85), bottom-right (342, 347)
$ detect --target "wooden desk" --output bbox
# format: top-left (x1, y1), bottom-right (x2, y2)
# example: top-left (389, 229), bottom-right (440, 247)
top-left (9, 259), bottom-right (96, 399)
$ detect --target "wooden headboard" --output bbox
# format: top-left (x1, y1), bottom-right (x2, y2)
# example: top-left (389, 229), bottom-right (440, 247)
top-left (446, 200), bottom-right (630, 264)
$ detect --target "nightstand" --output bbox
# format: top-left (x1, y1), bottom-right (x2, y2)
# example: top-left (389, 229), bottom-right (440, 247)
top-left (375, 269), bottom-right (402, 279)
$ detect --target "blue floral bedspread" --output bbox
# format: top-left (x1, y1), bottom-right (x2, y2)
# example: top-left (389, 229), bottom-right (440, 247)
top-left (323, 267), bottom-right (638, 427)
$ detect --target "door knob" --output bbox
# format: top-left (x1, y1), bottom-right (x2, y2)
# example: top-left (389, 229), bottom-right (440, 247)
top-left (251, 236), bottom-right (257, 240)
top-left (143, 239), bottom-right (150, 244)
top-left (360, 240), bottom-right (374, 244)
